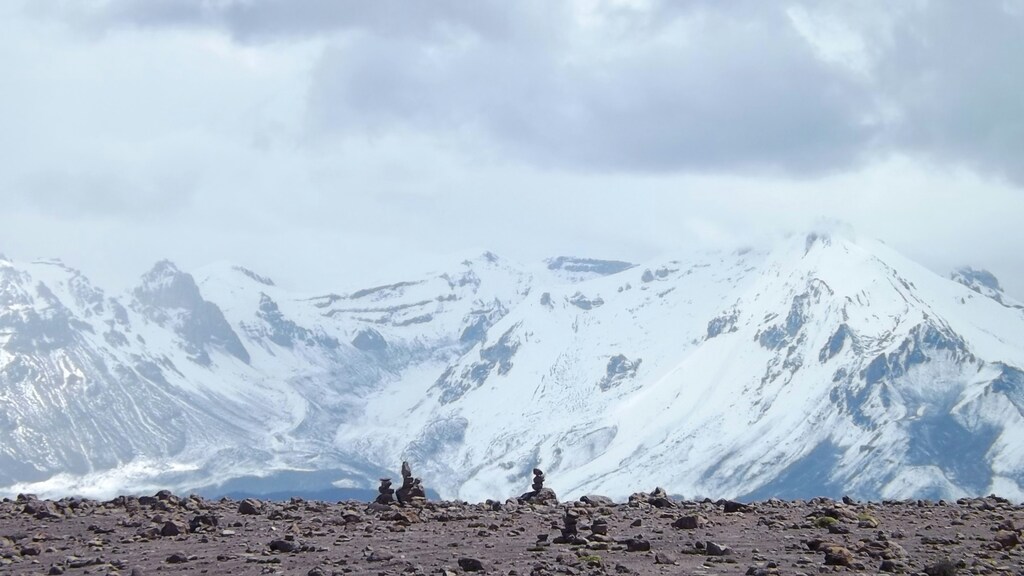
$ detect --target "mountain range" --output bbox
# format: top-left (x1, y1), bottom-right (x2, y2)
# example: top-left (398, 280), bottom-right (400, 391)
top-left (1, 232), bottom-right (1023, 502)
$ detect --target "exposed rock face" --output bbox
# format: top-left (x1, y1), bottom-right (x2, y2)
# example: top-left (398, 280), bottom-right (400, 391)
top-left (545, 257), bottom-right (635, 280)
top-left (599, 354), bottom-right (642, 391)
top-left (132, 260), bottom-right (250, 365)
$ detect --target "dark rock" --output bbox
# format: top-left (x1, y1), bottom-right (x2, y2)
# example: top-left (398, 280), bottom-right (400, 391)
top-left (24, 500), bottom-right (62, 520)
top-left (188, 513), bottom-right (218, 533)
top-left (827, 523), bottom-right (850, 535)
top-left (624, 537), bottom-right (651, 552)
top-left (672, 515), bottom-right (705, 530)
top-left (923, 560), bottom-right (958, 576)
top-left (160, 521), bottom-right (184, 537)
top-left (822, 546), bottom-right (853, 566)
top-left (376, 478), bottom-right (396, 505)
top-left (721, 500), bottom-right (750, 513)
top-left (879, 560), bottom-right (898, 573)
top-left (269, 539), bottom-right (301, 553)
top-left (519, 469), bottom-right (557, 505)
top-left (165, 553), bottom-right (189, 564)
top-left (650, 497), bottom-right (675, 509)
top-left (580, 495), bottom-right (614, 507)
top-left (367, 550), bottom-right (394, 562)
top-left (654, 552), bottom-right (677, 565)
top-left (237, 499), bottom-right (261, 515)
top-left (396, 462), bottom-right (428, 505)
top-left (458, 557), bottom-right (485, 572)
top-left (706, 541), bottom-right (733, 556)
top-left (68, 557), bottom-right (104, 568)
top-left (519, 487), bottom-right (559, 505)
top-left (995, 530), bottom-right (1019, 549)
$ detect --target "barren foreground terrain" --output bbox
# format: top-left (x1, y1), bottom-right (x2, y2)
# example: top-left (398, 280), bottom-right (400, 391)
top-left (1, 489), bottom-right (1022, 575)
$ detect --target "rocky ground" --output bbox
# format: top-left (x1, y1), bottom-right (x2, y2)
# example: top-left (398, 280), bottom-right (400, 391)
top-left (1, 489), bottom-right (1022, 576)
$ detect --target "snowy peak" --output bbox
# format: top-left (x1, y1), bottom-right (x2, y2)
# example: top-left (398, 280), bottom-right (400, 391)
top-left (134, 260), bottom-right (204, 310)
top-left (132, 260), bottom-right (250, 365)
top-left (3, 235), bottom-right (1024, 503)
top-left (343, 233), bottom-right (1024, 502)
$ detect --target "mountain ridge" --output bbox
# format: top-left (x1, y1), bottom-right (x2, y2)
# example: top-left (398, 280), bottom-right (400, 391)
top-left (1, 233), bottom-right (1023, 502)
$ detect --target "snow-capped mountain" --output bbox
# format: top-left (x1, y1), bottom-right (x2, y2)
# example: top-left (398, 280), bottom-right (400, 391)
top-left (1, 234), bottom-right (1023, 502)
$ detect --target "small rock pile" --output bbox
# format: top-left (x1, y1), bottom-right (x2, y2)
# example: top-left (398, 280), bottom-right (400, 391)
top-left (396, 461), bottom-right (427, 506)
top-left (552, 509), bottom-right (582, 544)
top-left (518, 468), bottom-right (559, 505)
top-left (375, 478), bottom-right (395, 505)
top-left (532, 468), bottom-right (545, 492)
top-left (627, 486), bottom-right (676, 509)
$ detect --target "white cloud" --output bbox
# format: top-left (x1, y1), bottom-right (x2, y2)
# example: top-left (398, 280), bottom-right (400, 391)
top-left (0, 0), bottom-right (1022, 303)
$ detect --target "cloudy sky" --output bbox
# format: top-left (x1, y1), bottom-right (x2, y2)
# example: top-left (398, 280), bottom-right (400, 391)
top-left (1, 0), bottom-right (1023, 296)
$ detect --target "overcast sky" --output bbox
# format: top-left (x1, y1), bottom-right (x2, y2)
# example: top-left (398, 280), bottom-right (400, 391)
top-left (2, 0), bottom-right (1023, 297)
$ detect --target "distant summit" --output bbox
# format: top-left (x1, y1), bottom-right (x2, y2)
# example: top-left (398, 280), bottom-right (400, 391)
top-left (2, 235), bottom-right (1024, 503)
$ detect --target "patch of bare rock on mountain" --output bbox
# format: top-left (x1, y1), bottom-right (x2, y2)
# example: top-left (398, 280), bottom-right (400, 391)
top-left (0, 487), bottom-right (1022, 576)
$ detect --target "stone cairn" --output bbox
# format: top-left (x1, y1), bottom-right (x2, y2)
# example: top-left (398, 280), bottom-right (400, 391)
top-left (552, 509), bottom-right (580, 544)
top-left (396, 461), bottom-right (427, 506)
top-left (375, 478), bottom-right (395, 505)
top-left (519, 468), bottom-right (558, 504)
top-left (532, 468), bottom-right (545, 492)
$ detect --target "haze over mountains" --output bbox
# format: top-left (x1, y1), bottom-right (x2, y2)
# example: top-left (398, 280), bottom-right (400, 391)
top-left (1, 231), bottom-right (1023, 503)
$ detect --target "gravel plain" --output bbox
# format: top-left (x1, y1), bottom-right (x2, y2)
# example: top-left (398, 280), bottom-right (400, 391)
top-left (1, 489), bottom-right (1022, 576)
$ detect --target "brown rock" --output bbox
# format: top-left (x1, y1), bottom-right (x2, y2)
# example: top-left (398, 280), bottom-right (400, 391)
top-left (160, 521), bottom-right (184, 537)
top-left (923, 560), bottom-right (959, 576)
top-left (19, 544), bottom-right (41, 556)
top-left (654, 552), bottom-right (677, 565)
top-left (580, 495), bottom-right (614, 507)
top-left (624, 537), bottom-right (651, 552)
top-left (721, 499), bottom-right (750, 513)
top-left (165, 552), bottom-right (189, 564)
top-left (995, 530), bottom-right (1019, 549)
top-left (672, 515), bottom-right (705, 530)
top-left (822, 545), bottom-right (854, 566)
top-left (237, 499), bottom-right (261, 515)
